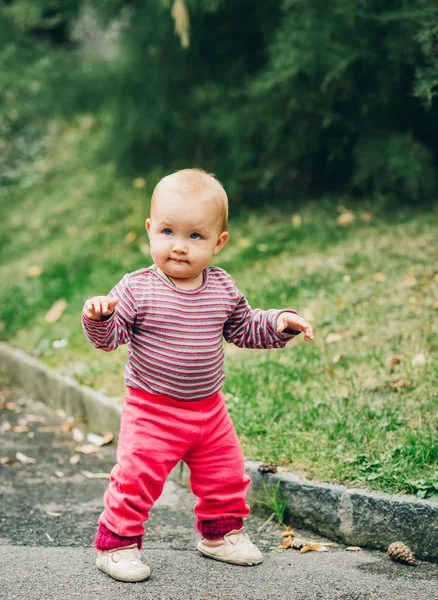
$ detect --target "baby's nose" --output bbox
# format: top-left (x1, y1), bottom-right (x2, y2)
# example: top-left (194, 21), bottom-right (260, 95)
top-left (172, 239), bottom-right (188, 253)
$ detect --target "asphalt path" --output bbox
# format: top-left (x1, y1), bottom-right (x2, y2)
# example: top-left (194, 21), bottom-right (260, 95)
top-left (1, 382), bottom-right (436, 599)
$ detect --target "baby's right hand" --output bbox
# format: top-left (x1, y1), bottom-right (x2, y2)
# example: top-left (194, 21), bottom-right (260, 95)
top-left (83, 296), bottom-right (120, 321)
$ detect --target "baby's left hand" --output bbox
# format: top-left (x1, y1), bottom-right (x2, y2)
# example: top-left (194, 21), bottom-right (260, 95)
top-left (276, 312), bottom-right (314, 341)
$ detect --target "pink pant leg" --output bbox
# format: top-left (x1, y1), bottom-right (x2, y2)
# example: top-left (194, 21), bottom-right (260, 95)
top-left (184, 392), bottom-right (251, 526)
top-left (99, 389), bottom-right (196, 537)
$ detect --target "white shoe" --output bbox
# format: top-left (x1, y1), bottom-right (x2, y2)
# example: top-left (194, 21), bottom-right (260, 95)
top-left (197, 528), bottom-right (264, 566)
top-left (96, 544), bottom-right (150, 582)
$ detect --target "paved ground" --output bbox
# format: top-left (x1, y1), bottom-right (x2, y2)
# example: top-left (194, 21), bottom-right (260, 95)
top-left (1, 383), bottom-right (437, 600)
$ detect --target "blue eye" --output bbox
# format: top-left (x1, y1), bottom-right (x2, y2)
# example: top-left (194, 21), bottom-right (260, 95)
top-left (190, 233), bottom-right (202, 240)
top-left (163, 228), bottom-right (173, 236)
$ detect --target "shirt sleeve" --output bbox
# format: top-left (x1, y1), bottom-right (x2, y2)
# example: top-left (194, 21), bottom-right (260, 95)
top-left (223, 291), bottom-right (301, 349)
top-left (81, 274), bottom-right (137, 352)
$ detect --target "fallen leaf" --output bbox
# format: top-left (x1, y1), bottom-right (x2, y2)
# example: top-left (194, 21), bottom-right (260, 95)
top-left (325, 333), bottom-right (343, 344)
top-left (280, 529), bottom-right (296, 538)
top-left (52, 338), bottom-right (68, 349)
top-left (345, 546), bottom-right (362, 551)
top-left (55, 471), bottom-right (64, 478)
top-left (389, 378), bottom-right (408, 391)
top-left (405, 272), bottom-right (417, 286)
top-left (360, 212), bottom-right (373, 223)
top-left (0, 457), bottom-right (13, 465)
top-left (75, 444), bottom-right (100, 455)
top-left (26, 415), bottom-right (45, 423)
top-left (81, 470), bottom-right (111, 479)
top-left (69, 454), bottom-right (80, 465)
top-left (45, 299), bottom-right (67, 323)
top-left (291, 214), bottom-right (302, 228)
top-left (337, 211), bottom-right (355, 225)
top-left (15, 452), bottom-right (36, 464)
top-left (72, 428), bottom-right (85, 443)
top-left (139, 243), bottom-right (150, 256)
top-left (12, 425), bottom-right (29, 433)
top-left (280, 538), bottom-right (293, 548)
top-left (373, 273), bottom-right (386, 282)
top-left (385, 354), bottom-right (401, 370)
top-left (325, 366), bottom-right (336, 378)
top-left (37, 426), bottom-right (60, 433)
top-left (132, 177), bottom-right (145, 188)
top-left (0, 421), bottom-right (11, 433)
top-left (27, 265), bottom-right (43, 277)
top-left (411, 352), bottom-right (426, 366)
top-left (45, 532), bottom-right (54, 543)
top-left (46, 511), bottom-right (62, 517)
top-left (125, 231), bottom-right (138, 243)
top-left (59, 421), bottom-right (79, 433)
top-left (300, 543), bottom-right (329, 553)
top-left (4, 402), bottom-right (17, 411)
top-left (102, 431), bottom-right (114, 445)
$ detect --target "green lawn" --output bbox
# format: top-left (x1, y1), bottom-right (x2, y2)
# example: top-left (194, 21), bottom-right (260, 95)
top-left (1, 117), bottom-right (437, 498)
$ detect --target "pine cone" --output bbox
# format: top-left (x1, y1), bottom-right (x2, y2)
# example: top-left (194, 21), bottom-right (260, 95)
top-left (258, 463), bottom-right (277, 474)
top-left (387, 541), bottom-right (415, 566)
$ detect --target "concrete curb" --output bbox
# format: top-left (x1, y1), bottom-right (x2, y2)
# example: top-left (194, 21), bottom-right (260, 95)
top-left (1, 342), bottom-right (437, 560)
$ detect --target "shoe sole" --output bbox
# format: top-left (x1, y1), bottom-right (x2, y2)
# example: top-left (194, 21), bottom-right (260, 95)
top-left (96, 562), bottom-right (150, 582)
top-left (197, 547), bottom-right (263, 566)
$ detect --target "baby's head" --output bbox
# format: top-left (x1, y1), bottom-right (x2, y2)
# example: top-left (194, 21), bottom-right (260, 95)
top-left (146, 169), bottom-right (229, 283)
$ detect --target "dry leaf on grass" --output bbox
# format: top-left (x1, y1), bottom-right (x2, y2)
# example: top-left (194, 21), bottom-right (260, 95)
top-left (292, 214), bottom-right (302, 228)
top-left (45, 299), bottom-right (67, 323)
top-left (411, 352), bottom-right (426, 366)
top-left (45, 533), bottom-right (54, 543)
top-left (69, 454), bottom-right (80, 465)
top-left (280, 538), bottom-right (293, 549)
top-left (337, 211), bottom-right (355, 225)
top-left (55, 471), bottom-right (64, 478)
top-left (386, 354), bottom-right (401, 370)
top-left (0, 457), bottom-right (13, 465)
top-left (345, 546), bottom-right (362, 551)
top-left (81, 471), bottom-right (111, 479)
top-left (15, 452), bottom-right (36, 464)
top-left (46, 511), bottom-right (62, 517)
top-left (4, 402), bottom-right (17, 411)
top-left (325, 333), bottom-right (343, 344)
top-left (27, 265), bottom-right (43, 278)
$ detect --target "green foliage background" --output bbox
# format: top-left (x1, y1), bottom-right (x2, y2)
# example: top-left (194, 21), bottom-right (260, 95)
top-left (1, 0), bottom-right (437, 203)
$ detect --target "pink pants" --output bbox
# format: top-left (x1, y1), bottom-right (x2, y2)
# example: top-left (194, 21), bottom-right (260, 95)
top-left (100, 387), bottom-right (251, 537)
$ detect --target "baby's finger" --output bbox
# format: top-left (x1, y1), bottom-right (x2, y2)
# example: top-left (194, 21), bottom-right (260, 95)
top-left (108, 297), bottom-right (120, 312)
top-left (91, 298), bottom-right (102, 317)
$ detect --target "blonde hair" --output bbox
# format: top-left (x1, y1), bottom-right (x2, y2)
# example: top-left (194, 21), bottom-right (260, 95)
top-left (151, 168), bottom-right (228, 232)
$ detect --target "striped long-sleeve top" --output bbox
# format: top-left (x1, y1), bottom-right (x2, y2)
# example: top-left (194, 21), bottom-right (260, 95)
top-left (82, 265), bottom-right (300, 401)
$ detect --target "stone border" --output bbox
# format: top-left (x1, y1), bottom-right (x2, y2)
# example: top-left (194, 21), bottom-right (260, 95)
top-left (1, 342), bottom-right (437, 560)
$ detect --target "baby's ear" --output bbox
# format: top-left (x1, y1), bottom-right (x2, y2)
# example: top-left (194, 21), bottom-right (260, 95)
top-left (145, 218), bottom-right (151, 234)
top-left (214, 231), bottom-right (229, 254)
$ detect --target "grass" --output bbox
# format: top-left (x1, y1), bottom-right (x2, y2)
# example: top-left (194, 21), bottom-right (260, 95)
top-left (1, 115), bottom-right (437, 498)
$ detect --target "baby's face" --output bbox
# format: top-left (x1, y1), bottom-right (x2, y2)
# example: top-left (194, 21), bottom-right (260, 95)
top-left (146, 189), bottom-right (228, 282)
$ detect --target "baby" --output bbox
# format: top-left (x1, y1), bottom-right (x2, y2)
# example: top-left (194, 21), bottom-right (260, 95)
top-left (82, 168), bottom-right (313, 582)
